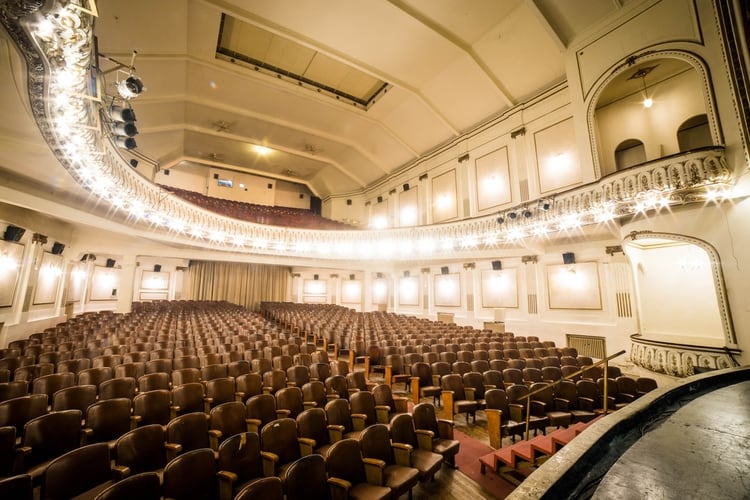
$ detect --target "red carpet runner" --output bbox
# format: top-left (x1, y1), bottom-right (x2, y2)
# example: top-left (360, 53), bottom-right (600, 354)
top-left (453, 429), bottom-right (526, 499)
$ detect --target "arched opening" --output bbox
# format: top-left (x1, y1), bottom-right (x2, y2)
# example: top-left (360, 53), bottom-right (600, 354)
top-left (677, 114), bottom-right (711, 151)
top-left (614, 139), bottom-right (646, 170)
top-left (592, 57), bottom-right (712, 176)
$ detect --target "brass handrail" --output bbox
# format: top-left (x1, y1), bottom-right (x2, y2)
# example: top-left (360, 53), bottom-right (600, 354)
top-left (515, 349), bottom-right (627, 440)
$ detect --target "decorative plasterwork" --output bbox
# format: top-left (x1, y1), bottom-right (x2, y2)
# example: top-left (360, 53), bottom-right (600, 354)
top-left (630, 334), bottom-right (740, 377)
top-left (0, 1), bottom-right (738, 262)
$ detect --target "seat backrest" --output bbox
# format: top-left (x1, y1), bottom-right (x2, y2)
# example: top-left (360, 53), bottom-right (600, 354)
top-left (441, 374), bottom-right (467, 400)
top-left (42, 442), bottom-right (112, 499)
top-left (263, 369), bottom-right (287, 394)
top-left (0, 394), bottom-right (48, 436)
top-left (133, 389), bottom-right (172, 427)
top-left (389, 413), bottom-right (418, 447)
top-left (285, 454), bottom-right (329, 500)
top-left (236, 373), bottom-right (263, 402)
top-left (99, 377), bottom-right (136, 401)
top-left (32, 372), bottom-right (75, 405)
top-left (115, 424), bottom-right (167, 474)
top-left (245, 393), bottom-right (277, 429)
top-left (484, 388), bottom-right (510, 413)
top-left (77, 367), bottom-right (114, 388)
top-left (22, 410), bottom-right (82, 469)
top-left (234, 476), bottom-right (283, 500)
top-left (275, 386), bottom-right (304, 419)
top-left (227, 360), bottom-right (250, 378)
top-left (296, 407), bottom-right (328, 447)
top-left (260, 418), bottom-right (300, 467)
top-left (0, 473), bottom-right (33, 500)
top-left (171, 382), bottom-right (206, 415)
top-left (349, 390), bottom-right (377, 426)
top-left (205, 377), bottom-right (236, 407)
top-left (345, 371), bottom-right (368, 392)
top-left (162, 448), bottom-right (218, 500)
top-left (209, 401), bottom-right (247, 442)
top-left (85, 398), bottom-right (133, 443)
top-left (217, 431), bottom-right (263, 487)
top-left (171, 368), bottom-right (201, 386)
top-left (201, 363), bottom-right (227, 381)
top-left (324, 398), bottom-right (353, 432)
top-left (325, 438), bottom-right (366, 485)
top-left (301, 380), bottom-right (326, 409)
top-left (0, 425), bottom-right (17, 477)
top-left (324, 375), bottom-right (348, 399)
top-left (166, 412), bottom-right (211, 452)
top-left (94, 471), bottom-right (161, 500)
top-left (359, 423), bottom-right (393, 464)
top-left (412, 403), bottom-right (439, 435)
top-left (0, 381), bottom-right (29, 403)
top-left (138, 372), bottom-right (169, 392)
top-left (52, 384), bottom-right (97, 413)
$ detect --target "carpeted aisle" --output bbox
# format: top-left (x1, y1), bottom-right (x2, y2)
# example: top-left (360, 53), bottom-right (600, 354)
top-left (453, 429), bottom-right (519, 499)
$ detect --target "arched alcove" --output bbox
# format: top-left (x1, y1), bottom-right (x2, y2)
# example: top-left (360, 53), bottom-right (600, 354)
top-left (677, 114), bottom-right (711, 151)
top-left (614, 139), bottom-right (646, 170)
top-left (588, 53), bottom-right (720, 177)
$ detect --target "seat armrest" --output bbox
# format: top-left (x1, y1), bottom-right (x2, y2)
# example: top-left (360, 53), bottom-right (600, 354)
top-left (286, 381), bottom-right (297, 387)
top-left (246, 418), bottom-right (262, 434)
top-left (303, 401), bottom-right (317, 410)
top-left (415, 429), bottom-right (435, 451)
top-left (262, 386), bottom-right (272, 394)
top-left (81, 427), bottom-right (94, 444)
top-left (327, 424), bottom-right (345, 443)
top-left (351, 413), bottom-right (367, 431)
top-left (234, 391), bottom-right (245, 402)
top-left (362, 457), bottom-right (386, 486)
top-left (431, 374), bottom-right (441, 386)
top-left (112, 464), bottom-right (130, 481)
top-left (298, 437), bottom-right (316, 456)
top-left (169, 405), bottom-right (179, 420)
top-left (208, 429), bottom-right (221, 450)
top-left (465, 387), bottom-right (476, 401)
top-left (509, 403), bottom-right (525, 421)
top-left (530, 400), bottom-right (546, 417)
top-left (203, 397), bottom-right (213, 413)
top-left (164, 442), bottom-right (182, 462)
top-left (260, 451), bottom-right (279, 477)
top-left (391, 442), bottom-right (413, 466)
top-left (484, 384), bottom-right (497, 390)
top-left (275, 409), bottom-right (291, 419)
top-left (217, 470), bottom-right (238, 500)
top-left (326, 394), bottom-right (340, 401)
top-left (554, 397), bottom-right (570, 411)
top-left (327, 476), bottom-right (352, 500)
top-left (578, 397), bottom-right (595, 412)
top-left (437, 419), bottom-right (455, 439)
top-left (394, 397), bottom-right (408, 414)
top-left (375, 405), bottom-right (391, 424)
top-left (129, 415), bottom-right (142, 430)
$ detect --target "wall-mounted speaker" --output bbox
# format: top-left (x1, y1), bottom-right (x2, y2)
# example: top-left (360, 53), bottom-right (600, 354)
top-left (349, 274), bottom-right (355, 280)
top-left (3, 225), bottom-right (25, 242)
top-left (313, 274), bottom-right (319, 280)
top-left (403, 270), bottom-right (410, 277)
top-left (562, 252), bottom-right (576, 265)
top-left (51, 242), bottom-right (65, 255)
top-left (491, 260), bottom-right (502, 270)
top-left (403, 183), bottom-right (410, 191)
top-left (376, 272), bottom-right (383, 279)
top-left (154, 264), bottom-right (162, 272)
top-left (213, 173), bottom-right (219, 179)
top-left (440, 266), bottom-right (449, 275)
top-left (106, 258), bottom-right (116, 268)
top-left (346, 199), bottom-right (352, 206)
top-left (377, 196), bottom-right (383, 203)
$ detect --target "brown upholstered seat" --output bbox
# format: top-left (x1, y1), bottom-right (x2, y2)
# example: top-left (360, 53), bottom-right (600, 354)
top-left (162, 448), bottom-right (218, 500)
top-left (235, 373), bottom-right (263, 403)
top-left (233, 476), bottom-right (283, 500)
top-left (114, 424), bottom-right (173, 475)
top-left (0, 474), bottom-right (33, 500)
top-left (372, 384), bottom-right (408, 424)
top-left (209, 401), bottom-right (249, 443)
top-left (205, 377), bottom-right (238, 409)
top-left (216, 431), bottom-right (264, 500)
top-left (529, 382), bottom-right (573, 429)
top-left (285, 454), bottom-right (330, 500)
top-left (389, 413), bottom-right (443, 482)
top-left (41, 442), bottom-right (121, 499)
top-left (359, 424), bottom-right (420, 500)
top-left (325, 439), bottom-right (391, 500)
top-left (166, 412), bottom-right (220, 455)
top-left (410, 362), bottom-right (441, 405)
top-left (171, 382), bottom-right (209, 416)
top-left (51, 384), bottom-right (97, 414)
top-left (99, 377), bottom-right (136, 401)
top-left (554, 380), bottom-right (596, 424)
top-left (133, 389), bottom-right (173, 428)
top-left (18, 409), bottom-right (82, 484)
top-left (94, 471), bottom-right (161, 500)
top-left (83, 398), bottom-right (139, 450)
top-left (349, 390), bottom-right (378, 430)
top-left (171, 367), bottom-right (201, 386)
top-left (411, 403), bottom-right (460, 468)
top-left (440, 373), bottom-right (478, 424)
top-left (259, 417), bottom-right (301, 480)
top-left (296, 407), bottom-right (334, 457)
top-left (245, 393), bottom-right (277, 434)
top-left (301, 380), bottom-right (327, 409)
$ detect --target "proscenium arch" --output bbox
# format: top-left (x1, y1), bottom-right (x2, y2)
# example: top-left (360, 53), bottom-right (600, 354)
top-left (623, 230), bottom-right (737, 348)
top-left (585, 50), bottom-right (723, 179)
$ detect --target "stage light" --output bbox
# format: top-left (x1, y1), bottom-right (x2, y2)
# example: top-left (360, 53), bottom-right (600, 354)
top-left (117, 75), bottom-right (145, 100)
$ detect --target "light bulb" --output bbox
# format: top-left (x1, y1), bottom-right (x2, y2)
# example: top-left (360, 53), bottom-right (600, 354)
top-left (643, 97), bottom-right (653, 108)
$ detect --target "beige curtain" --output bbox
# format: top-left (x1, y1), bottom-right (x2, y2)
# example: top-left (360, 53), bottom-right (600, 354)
top-left (182, 261), bottom-right (290, 311)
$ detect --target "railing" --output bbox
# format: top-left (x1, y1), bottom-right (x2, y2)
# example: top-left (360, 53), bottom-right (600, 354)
top-left (516, 349), bottom-right (627, 440)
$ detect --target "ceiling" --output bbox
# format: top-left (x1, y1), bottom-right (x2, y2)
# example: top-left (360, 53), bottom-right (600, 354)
top-left (87, 0), bottom-right (632, 200)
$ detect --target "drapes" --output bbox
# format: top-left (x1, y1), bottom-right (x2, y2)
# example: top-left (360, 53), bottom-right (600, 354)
top-left (182, 261), bottom-right (290, 311)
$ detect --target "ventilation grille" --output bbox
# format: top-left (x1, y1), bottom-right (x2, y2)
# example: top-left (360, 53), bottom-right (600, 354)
top-left (566, 334), bottom-right (606, 359)
top-left (527, 293), bottom-right (538, 314)
top-left (519, 179), bottom-right (530, 202)
top-left (615, 292), bottom-right (632, 318)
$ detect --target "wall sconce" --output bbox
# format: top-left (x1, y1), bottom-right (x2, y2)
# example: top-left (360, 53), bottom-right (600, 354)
top-left (606, 245), bottom-right (624, 256)
top-left (349, 274), bottom-right (355, 280)
top-left (154, 264), bottom-right (161, 272)
top-left (51, 242), bottom-right (65, 255)
top-left (457, 153), bottom-right (470, 163)
top-left (463, 262), bottom-right (475, 269)
top-left (403, 183), bottom-right (410, 191)
top-left (313, 274), bottom-right (319, 280)
top-left (106, 258), bottom-right (116, 268)
top-left (521, 255), bottom-right (538, 264)
top-left (377, 196), bottom-right (383, 203)
top-left (510, 127), bottom-right (526, 139)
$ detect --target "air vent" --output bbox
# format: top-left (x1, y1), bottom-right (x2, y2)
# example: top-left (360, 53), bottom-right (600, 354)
top-left (566, 334), bottom-right (607, 359)
top-left (527, 293), bottom-right (538, 314)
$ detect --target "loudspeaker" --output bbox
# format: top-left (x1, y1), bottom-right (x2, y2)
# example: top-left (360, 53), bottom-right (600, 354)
top-left (213, 173), bottom-right (219, 179)
top-left (403, 183), bottom-right (410, 191)
top-left (377, 196), bottom-right (383, 203)
top-left (491, 260), bottom-right (502, 270)
top-left (154, 264), bottom-right (162, 272)
top-left (349, 274), bottom-right (355, 280)
top-left (562, 252), bottom-right (575, 265)
top-left (106, 258), bottom-right (116, 268)
top-left (346, 199), bottom-right (352, 206)
top-left (403, 270), bottom-right (410, 277)
top-left (440, 266), bottom-right (449, 275)
top-left (51, 242), bottom-right (65, 255)
top-left (3, 225), bottom-right (25, 242)
top-left (313, 274), bottom-right (319, 280)
top-left (310, 196), bottom-right (322, 215)
top-left (376, 272), bottom-right (383, 279)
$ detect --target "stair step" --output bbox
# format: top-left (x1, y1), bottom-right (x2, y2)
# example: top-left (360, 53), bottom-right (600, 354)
top-left (493, 446), bottom-right (516, 468)
top-left (528, 434), bottom-right (557, 456)
top-left (510, 441), bottom-right (536, 463)
top-left (549, 427), bottom-right (579, 449)
top-left (479, 453), bottom-right (496, 474)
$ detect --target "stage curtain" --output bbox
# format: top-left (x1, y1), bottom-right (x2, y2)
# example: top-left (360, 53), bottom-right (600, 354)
top-left (183, 261), bottom-right (290, 311)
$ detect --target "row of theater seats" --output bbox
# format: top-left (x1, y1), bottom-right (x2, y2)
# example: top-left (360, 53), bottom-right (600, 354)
top-left (0, 385), bottom-right (457, 500)
top-left (160, 185), bottom-right (356, 230)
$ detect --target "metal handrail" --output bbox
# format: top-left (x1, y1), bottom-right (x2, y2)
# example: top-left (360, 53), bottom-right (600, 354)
top-left (516, 349), bottom-right (627, 440)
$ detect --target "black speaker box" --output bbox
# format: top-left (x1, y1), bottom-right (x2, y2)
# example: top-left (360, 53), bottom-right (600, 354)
top-left (51, 242), bottom-right (65, 255)
top-left (440, 266), bottom-right (449, 275)
top-left (491, 260), bottom-right (502, 270)
top-left (154, 264), bottom-right (162, 272)
top-left (106, 258), bottom-right (116, 268)
top-left (3, 225), bottom-right (25, 242)
top-left (562, 252), bottom-right (576, 265)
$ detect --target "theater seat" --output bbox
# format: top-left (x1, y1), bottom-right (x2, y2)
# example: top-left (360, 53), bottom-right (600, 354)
top-left (94, 471), bottom-right (161, 500)
top-left (389, 413), bottom-right (443, 482)
top-left (325, 439), bottom-right (391, 500)
top-left (41, 442), bottom-right (122, 499)
top-left (284, 454), bottom-right (329, 500)
top-left (0, 474), bottom-right (32, 500)
top-left (216, 432), bottom-right (264, 500)
top-left (162, 448), bottom-right (218, 500)
top-left (359, 424), bottom-right (420, 500)
top-left (411, 403), bottom-right (460, 468)
top-left (233, 476), bottom-right (283, 500)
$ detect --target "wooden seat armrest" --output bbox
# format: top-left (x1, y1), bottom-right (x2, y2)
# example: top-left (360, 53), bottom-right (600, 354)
top-left (391, 442), bottom-right (413, 466)
top-left (351, 413), bottom-right (367, 431)
top-left (431, 374), bottom-right (441, 386)
top-left (484, 384), bottom-right (497, 390)
top-left (303, 401), bottom-right (317, 410)
top-left (554, 397), bottom-right (571, 411)
top-left (286, 381), bottom-right (297, 387)
top-left (578, 397), bottom-right (595, 412)
top-left (530, 400), bottom-right (547, 417)
top-left (437, 419), bottom-right (454, 439)
top-left (112, 464), bottom-right (130, 481)
top-left (164, 442), bottom-right (182, 462)
top-left (275, 409), bottom-right (291, 419)
top-left (246, 418), bottom-right (262, 434)
top-left (374, 405), bottom-right (391, 424)
top-left (393, 397), bottom-right (408, 413)
top-left (217, 470), bottom-right (238, 500)
top-left (362, 458), bottom-right (386, 486)
top-left (129, 415), bottom-right (142, 430)
top-left (327, 476), bottom-right (352, 500)
top-left (260, 451), bottom-right (279, 477)
top-left (365, 382), bottom-right (378, 391)
top-left (325, 394), bottom-right (340, 401)
top-left (262, 386), bottom-right (272, 394)
top-left (347, 388), bottom-right (360, 397)
top-left (465, 387), bottom-right (476, 401)
top-left (327, 424), bottom-right (345, 443)
top-left (298, 437), bottom-right (316, 456)
top-left (509, 403), bottom-right (525, 421)
top-left (234, 391), bottom-right (245, 402)
top-left (415, 429), bottom-right (435, 451)
top-left (169, 405), bottom-right (179, 420)
top-left (81, 427), bottom-right (94, 444)
top-left (207, 429), bottom-right (221, 450)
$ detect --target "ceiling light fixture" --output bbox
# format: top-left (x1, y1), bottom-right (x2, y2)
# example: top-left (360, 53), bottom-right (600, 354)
top-left (629, 65), bottom-right (657, 109)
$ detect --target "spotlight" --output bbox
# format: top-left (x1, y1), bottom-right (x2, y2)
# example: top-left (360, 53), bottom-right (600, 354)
top-left (111, 121), bottom-right (138, 137)
top-left (522, 209), bottom-right (532, 218)
top-left (117, 76), bottom-right (145, 100)
top-left (540, 200), bottom-right (551, 210)
top-left (107, 105), bottom-right (136, 122)
top-left (508, 212), bottom-right (517, 220)
top-left (114, 136), bottom-right (137, 149)
top-left (129, 159), bottom-right (139, 168)
top-left (496, 216), bottom-right (504, 225)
